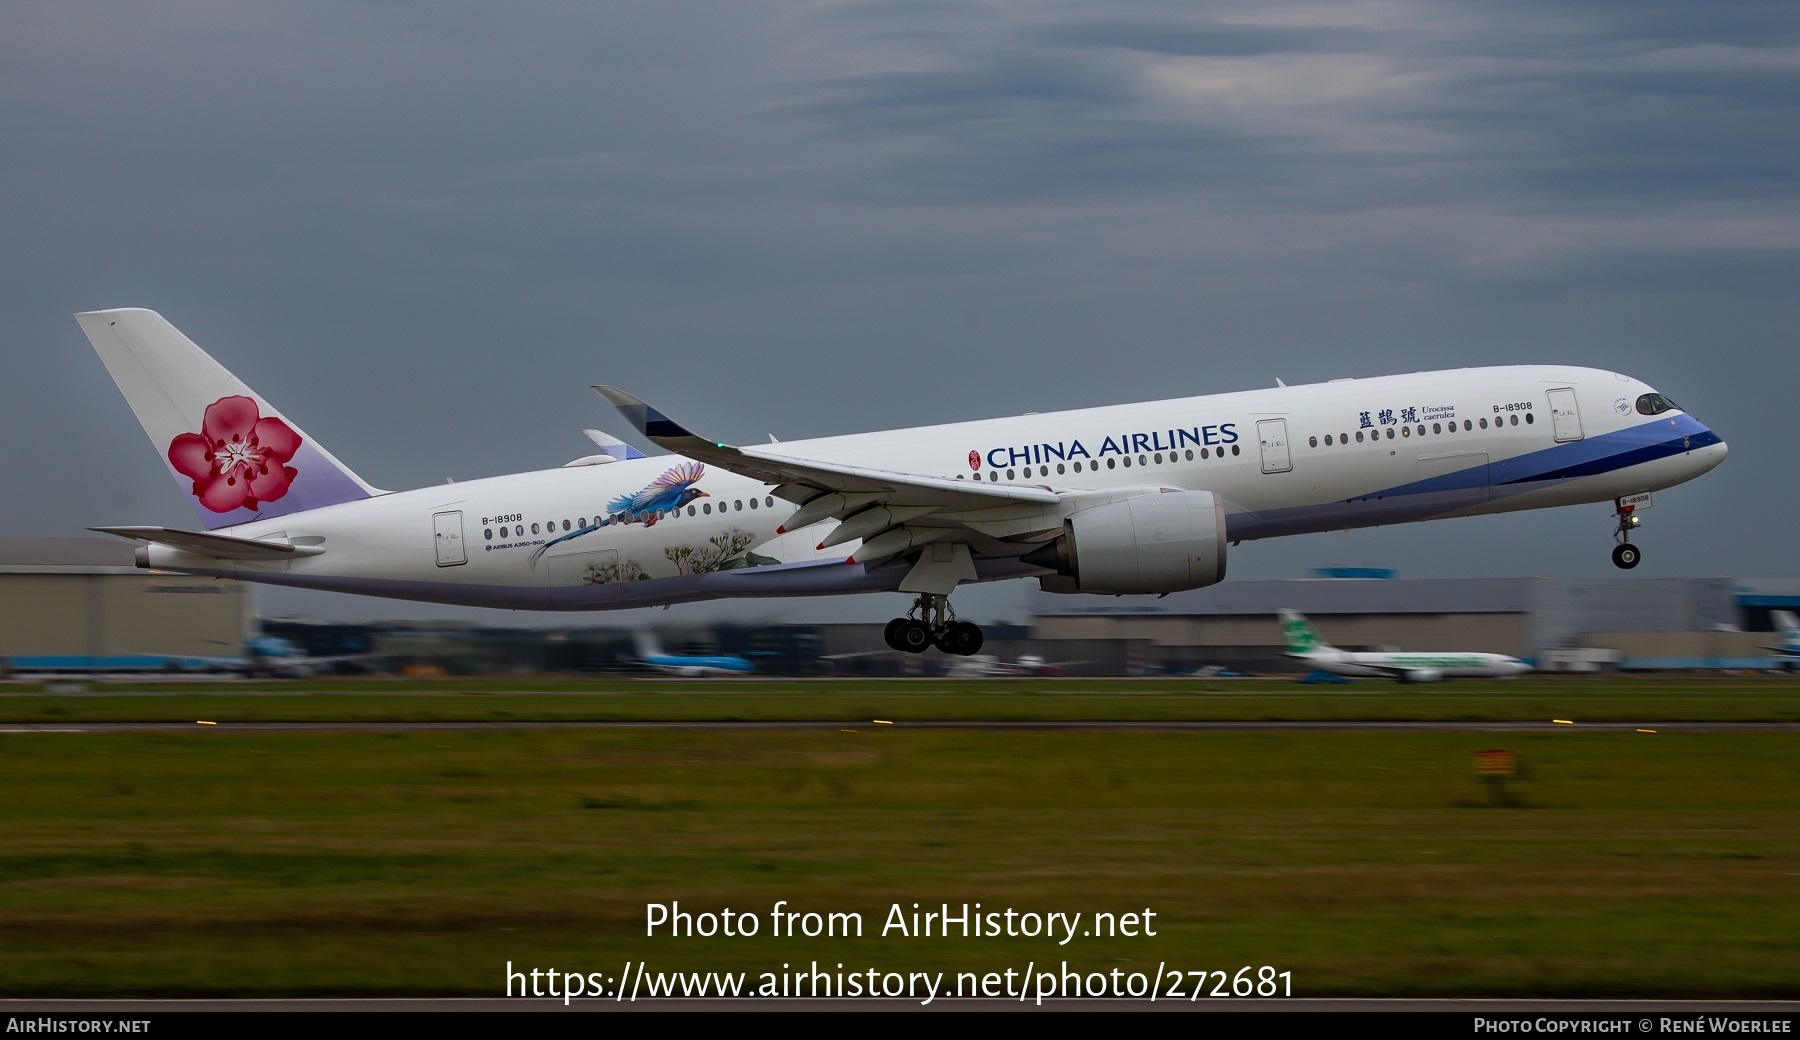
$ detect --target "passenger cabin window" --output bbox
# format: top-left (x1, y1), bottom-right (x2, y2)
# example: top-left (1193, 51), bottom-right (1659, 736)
top-left (1636, 393), bottom-right (1679, 415)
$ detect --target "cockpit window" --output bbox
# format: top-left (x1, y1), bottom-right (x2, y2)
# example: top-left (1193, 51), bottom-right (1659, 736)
top-left (1636, 393), bottom-right (1680, 415)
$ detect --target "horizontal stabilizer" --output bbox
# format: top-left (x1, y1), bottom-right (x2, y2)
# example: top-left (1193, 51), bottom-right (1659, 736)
top-left (90, 526), bottom-right (326, 560)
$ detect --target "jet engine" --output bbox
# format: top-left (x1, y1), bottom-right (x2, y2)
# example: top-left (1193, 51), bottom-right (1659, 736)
top-left (1025, 490), bottom-right (1227, 595)
top-left (1400, 669), bottom-right (1443, 684)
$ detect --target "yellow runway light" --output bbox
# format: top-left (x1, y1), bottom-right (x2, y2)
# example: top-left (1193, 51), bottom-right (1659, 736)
top-left (840, 728), bottom-right (859, 733)
top-left (1637, 728), bottom-right (1657, 734)
top-left (874, 719), bottom-right (893, 725)
top-left (196, 720), bottom-right (218, 726)
top-left (1553, 719), bottom-right (1574, 725)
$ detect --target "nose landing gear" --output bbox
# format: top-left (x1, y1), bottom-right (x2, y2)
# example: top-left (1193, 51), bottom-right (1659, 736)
top-left (883, 593), bottom-right (984, 656)
top-left (1611, 500), bottom-right (1643, 569)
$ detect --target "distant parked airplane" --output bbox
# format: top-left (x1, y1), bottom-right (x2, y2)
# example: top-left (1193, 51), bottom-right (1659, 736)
top-left (944, 653), bottom-right (1081, 677)
top-left (633, 631), bottom-right (755, 677)
top-left (1760, 610), bottom-right (1800, 669)
top-left (1279, 610), bottom-right (1530, 683)
top-left (8, 635), bottom-right (371, 678)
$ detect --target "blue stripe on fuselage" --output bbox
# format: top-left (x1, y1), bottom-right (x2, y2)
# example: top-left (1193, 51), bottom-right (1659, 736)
top-left (1383, 413), bottom-right (1716, 499)
top-left (1493, 414), bottom-right (1719, 486)
top-left (1228, 413), bottom-right (1718, 541)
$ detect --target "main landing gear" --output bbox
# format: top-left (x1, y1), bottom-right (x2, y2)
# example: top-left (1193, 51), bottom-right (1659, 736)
top-left (1611, 499), bottom-right (1643, 570)
top-left (883, 593), bottom-right (984, 656)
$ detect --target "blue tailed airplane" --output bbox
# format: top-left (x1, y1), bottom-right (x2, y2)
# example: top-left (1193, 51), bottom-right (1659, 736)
top-left (633, 631), bottom-right (755, 677)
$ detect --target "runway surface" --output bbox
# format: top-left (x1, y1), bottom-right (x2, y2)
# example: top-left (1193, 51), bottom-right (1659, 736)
top-left (2, 720), bottom-right (1797, 733)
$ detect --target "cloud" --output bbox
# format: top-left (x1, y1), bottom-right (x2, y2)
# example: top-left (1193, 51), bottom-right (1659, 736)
top-left (0, 0), bottom-right (1796, 621)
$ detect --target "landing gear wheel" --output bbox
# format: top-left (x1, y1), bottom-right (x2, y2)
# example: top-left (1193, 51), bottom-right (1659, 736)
top-left (883, 618), bottom-right (908, 651)
top-left (942, 621), bottom-right (984, 657)
top-left (896, 619), bottom-right (934, 654)
top-left (1612, 543), bottom-right (1641, 569)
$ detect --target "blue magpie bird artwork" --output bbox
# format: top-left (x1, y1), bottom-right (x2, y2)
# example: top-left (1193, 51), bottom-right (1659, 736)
top-left (530, 462), bottom-right (710, 566)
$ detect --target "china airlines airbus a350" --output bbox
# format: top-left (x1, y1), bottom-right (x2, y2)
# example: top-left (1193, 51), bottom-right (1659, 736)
top-left (77, 309), bottom-right (1726, 658)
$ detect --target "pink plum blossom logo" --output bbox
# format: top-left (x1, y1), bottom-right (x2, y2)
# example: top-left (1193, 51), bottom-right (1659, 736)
top-left (167, 396), bottom-right (302, 513)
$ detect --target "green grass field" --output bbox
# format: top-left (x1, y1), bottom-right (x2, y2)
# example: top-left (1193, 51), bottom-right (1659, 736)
top-left (2, 681), bottom-right (1797, 998)
top-left (3, 674), bottom-right (1798, 724)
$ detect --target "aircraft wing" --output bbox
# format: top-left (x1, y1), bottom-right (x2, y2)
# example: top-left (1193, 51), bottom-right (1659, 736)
top-left (1351, 663), bottom-right (1415, 678)
top-left (121, 649), bottom-right (248, 670)
top-left (595, 387), bottom-right (1066, 568)
top-left (1758, 646), bottom-right (1800, 656)
top-left (594, 387), bottom-right (1056, 511)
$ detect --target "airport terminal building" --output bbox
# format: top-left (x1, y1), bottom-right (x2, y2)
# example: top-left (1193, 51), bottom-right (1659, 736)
top-left (1, 538), bottom-right (1795, 676)
top-left (1029, 574), bottom-right (1800, 673)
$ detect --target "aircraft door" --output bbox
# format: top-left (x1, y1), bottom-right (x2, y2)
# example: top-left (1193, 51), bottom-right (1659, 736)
top-left (432, 511), bottom-right (467, 567)
top-left (1546, 388), bottom-right (1583, 442)
top-left (1257, 419), bottom-right (1292, 474)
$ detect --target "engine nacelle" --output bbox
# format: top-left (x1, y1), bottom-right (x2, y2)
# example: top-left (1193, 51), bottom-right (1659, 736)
top-left (1026, 490), bottom-right (1227, 595)
top-left (1401, 669), bottom-right (1444, 684)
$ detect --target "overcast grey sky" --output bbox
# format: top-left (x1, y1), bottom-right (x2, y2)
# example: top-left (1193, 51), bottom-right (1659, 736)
top-left (3, 1), bottom-right (1796, 626)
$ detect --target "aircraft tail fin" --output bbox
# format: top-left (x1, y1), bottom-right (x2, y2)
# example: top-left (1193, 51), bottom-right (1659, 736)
top-left (581, 429), bottom-right (647, 461)
top-left (1775, 610), bottom-right (1800, 648)
top-left (1279, 609), bottom-right (1333, 655)
top-left (634, 630), bottom-right (665, 660)
top-left (76, 309), bottom-right (382, 530)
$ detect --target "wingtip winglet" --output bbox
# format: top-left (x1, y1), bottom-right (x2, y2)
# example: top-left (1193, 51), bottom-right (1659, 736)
top-left (593, 386), bottom-right (701, 443)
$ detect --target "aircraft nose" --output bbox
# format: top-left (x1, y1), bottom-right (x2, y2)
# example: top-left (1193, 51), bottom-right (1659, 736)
top-left (1692, 427), bottom-right (1728, 474)
top-left (1670, 407), bottom-right (1727, 476)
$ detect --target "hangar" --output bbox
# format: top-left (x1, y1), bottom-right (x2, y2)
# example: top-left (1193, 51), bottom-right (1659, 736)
top-left (0, 538), bottom-right (250, 672)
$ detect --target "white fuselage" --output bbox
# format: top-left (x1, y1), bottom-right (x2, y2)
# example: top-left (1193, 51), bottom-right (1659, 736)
top-left (1297, 648), bottom-right (1531, 680)
top-left (139, 365), bottom-right (1727, 610)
